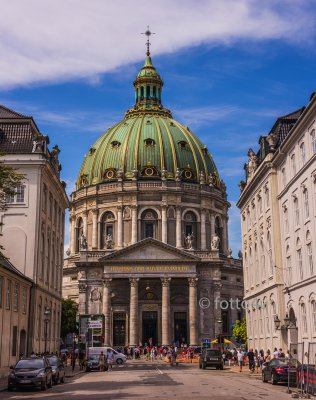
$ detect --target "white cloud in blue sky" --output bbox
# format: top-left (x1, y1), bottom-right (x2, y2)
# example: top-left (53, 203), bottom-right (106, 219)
top-left (1, 0), bottom-right (316, 256)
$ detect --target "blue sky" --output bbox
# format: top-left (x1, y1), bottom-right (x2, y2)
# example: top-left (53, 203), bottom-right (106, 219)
top-left (1, 0), bottom-right (316, 255)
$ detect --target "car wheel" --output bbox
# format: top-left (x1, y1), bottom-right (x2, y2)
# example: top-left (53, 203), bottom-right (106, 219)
top-left (262, 372), bottom-right (268, 383)
top-left (54, 374), bottom-right (59, 385)
top-left (202, 363), bottom-right (206, 370)
top-left (116, 358), bottom-right (123, 365)
top-left (41, 380), bottom-right (47, 391)
top-left (271, 373), bottom-right (278, 385)
top-left (60, 374), bottom-right (65, 383)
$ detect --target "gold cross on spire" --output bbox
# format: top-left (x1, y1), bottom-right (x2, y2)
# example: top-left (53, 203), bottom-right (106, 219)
top-left (141, 25), bottom-right (155, 56)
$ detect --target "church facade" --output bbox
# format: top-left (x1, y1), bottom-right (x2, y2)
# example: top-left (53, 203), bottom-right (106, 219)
top-left (63, 47), bottom-right (243, 347)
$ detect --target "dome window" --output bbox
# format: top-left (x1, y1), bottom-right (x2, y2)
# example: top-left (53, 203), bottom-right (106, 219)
top-left (103, 168), bottom-right (116, 180)
top-left (89, 147), bottom-right (96, 155)
top-left (146, 120), bottom-right (152, 125)
top-left (111, 141), bottom-right (121, 149)
top-left (141, 164), bottom-right (159, 177)
top-left (178, 140), bottom-right (187, 150)
top-left (144, 138), bottom-right (155, 147)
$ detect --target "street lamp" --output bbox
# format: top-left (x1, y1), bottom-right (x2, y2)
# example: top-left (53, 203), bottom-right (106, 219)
top-left (274, 313), bottom-right (293, 330)
top-left (44, 306), bottom-right (51, 354)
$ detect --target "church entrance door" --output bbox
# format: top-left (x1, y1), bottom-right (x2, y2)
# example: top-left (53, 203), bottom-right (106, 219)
top-left (174, 312), bottom-right (187, 346)
top-left (142, 311), bottom-right (158, 346)
top-left (113, 313), bottom-right (126, 346)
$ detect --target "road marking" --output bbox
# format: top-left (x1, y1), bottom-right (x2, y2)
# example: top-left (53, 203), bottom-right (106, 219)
top-left (156, 367), bottom-right (163, 375)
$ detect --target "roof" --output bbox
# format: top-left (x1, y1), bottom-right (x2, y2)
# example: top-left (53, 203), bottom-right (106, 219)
top-left (0, 121), bottom-right (38, 153)
top-left (0, 105), bottom-right (31, 119)
top-left (269, 107), bottom-right (305, 147)
top-left (0, 257), bottom-right (33, 283)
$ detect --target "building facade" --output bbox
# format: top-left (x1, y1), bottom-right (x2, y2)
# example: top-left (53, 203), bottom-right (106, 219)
top-left (63, 51), bottom-right (243, 347)
top-left (0, 106), bottom-right (68, 354)
top-left (237, 94), bottom-right (316, 352)
top-left (0, 258), bottom-right (32, 368)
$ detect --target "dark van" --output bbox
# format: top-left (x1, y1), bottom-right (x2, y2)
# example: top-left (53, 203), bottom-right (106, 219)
top-left (199, 349), bottom-right (223, 370)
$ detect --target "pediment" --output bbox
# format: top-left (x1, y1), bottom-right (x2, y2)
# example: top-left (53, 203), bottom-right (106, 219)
top-left (99, 238), bottom-right (199, 262)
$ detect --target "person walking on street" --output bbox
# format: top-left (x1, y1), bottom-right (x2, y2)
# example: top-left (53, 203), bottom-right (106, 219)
top-left (99, 351), bottom-right (106, 372)
top-left (247, 348), bottom-right (255, 373)
top-left (107, 349), bottom-right (114, 370)
top-left (237, 350), bottom-right (243, 372)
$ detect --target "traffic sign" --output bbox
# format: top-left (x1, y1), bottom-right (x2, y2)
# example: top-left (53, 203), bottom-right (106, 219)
top-left (88, 321), bottom-right (102, 329)
top-left (203, 338), bottom-right (210, 343)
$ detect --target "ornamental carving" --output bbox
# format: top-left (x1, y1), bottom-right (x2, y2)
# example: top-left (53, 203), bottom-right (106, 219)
top-left (90, 288), bottom-right (101, 302)
top-left (129, 278), bottom-right (139, 287)
top-left (103, 278), bottom-right (112, 288)
top-left (267, 217), bottom-right (271, 229)
top-left (78, 283), bottom-right (87, 293)
top-left (246, 148), bottom-right (258, 181)
top-left (78, 270), bottom-right (86, 280)
top-left (188, 277), bottom-right (198, 287)
top-left (161, 277), bottom-right (171, 287)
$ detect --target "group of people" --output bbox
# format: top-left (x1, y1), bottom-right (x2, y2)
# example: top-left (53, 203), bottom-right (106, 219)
top-left (98, 349), bottom-right (114, 371)
top-left (231, 347), bottom-right (287, 373)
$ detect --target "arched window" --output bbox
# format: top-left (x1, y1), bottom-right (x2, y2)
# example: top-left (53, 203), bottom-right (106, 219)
top-left (301, 302), bottom-right (307, 333)
top-left (265, 186), bottom-right (270, 208)
top-left (153, 86), bottom-right (156, 99)
top-left (46, 236), bottom-right (50, 284)
top-left (40, 232), bottom-right (45, 279)
top-left (183, 211), bottom-right (197, 248)
top-left (100, 212), bottom-right (115, 249)
top-left (293, 195), bottom-right (300, 226)
top-left (303, 188), bottom-right (309, 219)
top-left (37, 298), bottom-right (42, 340)
top-left (271, 300), bottom-right (277, 332)
top-left (300, 142), bottom-right (306, 166)
top-left (263, 298), bottom-right (269, 335)
top-left (296, 238), bottom-right (303, 280)
top-left (291, 153), bottom-right (296, 176)
top-left (281, 167), bottom-right (286, 189)
top-left (283, 206), bottom-right (289, 235)
top-left (255, 243), bottom-right (259, 283)
top-left (249, 247), bottom-right (253, 286)
top-left (306, 231), bottom-right (313, 276)
top-left (141, 209), bottom-right (158, 239)
top-left (76, 218), bottom-right (83, 253)
top-left (286, 245), bottom-right (292, 285)
top-left (140, 86), bottom-right (144, 99)
top-left (215, 216), bottom-right (223, 253)
top-left (146, 85), bottom-right (150, 99)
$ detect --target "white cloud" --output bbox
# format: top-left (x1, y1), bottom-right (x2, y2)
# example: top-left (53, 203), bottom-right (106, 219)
top-left (0, 0), bottom-right (314, 89)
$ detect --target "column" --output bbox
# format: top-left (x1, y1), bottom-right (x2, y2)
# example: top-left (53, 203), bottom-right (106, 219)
top-left (92, 209), bottom-right (98, 249)
top-left (129, 278), bottom-right (139, 346)
top-left (222, 217), bottom-right (228, 254)
top-left (161, 277), bottom-right (171, 345)
top-left (83, 210), bottom-right (88, 238)
top-left (200, 209), bottom-right (206, 250)
top-left (210, 214), bottom-right (215, 238)
top-left (103, 278), bottom-right (112, 346)
top-left (213, 282), bottom-right (222, 337)
top-left (161, 205), bottom-right (167, 243)
top-left (70, 216), bottom-right (76, 254)
top-left (117, 206), bottom-right (123, 249)
top-left (176, 206), bottom-right (182, 248)
top-left (131, 206), bottom-right (137, 244)
top-left (188, 277), bottom-right (198, 345)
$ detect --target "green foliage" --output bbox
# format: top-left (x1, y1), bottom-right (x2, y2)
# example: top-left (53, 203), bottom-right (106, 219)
top-left (0, 155), bottom-right (25, 259)
top-left (61, 298), bottom-right (79, 339)
top-left (232, 318), bottom-right (247, 343)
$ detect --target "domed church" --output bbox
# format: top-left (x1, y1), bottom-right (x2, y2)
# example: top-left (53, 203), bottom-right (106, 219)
top-left (63, 41), bottom-right (243, 348)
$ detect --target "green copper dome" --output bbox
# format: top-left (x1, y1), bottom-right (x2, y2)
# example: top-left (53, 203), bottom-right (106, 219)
top-left (77, 54), bottom-right (221, 189)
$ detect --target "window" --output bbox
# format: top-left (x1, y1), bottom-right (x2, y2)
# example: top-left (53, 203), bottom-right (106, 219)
top-left (0, 276), bottom-right (3, 308)
top-left (76, 218), bottom-right (84, 252)
top-left (265, 186), bottom-right (270, 208)
top-left (281, 167), bottom-right (286, 189)
top-left (306, 231), bottom-right (313, 276)
top-left (264, 301), bottom-right (270, 334)
top-left (5, 185), bottom-right (25, 204)
top-left (311, 129), bottom-right (316, 154)
top-left (293, 196), bottom-right (300, 226)
top-left (284, 206), bottom-right (289, 235)
top-left (261, 241), bottom-right (266, 280)
top-left (291, 153), bottom-right (296, 176)
top-left (303, 188), bottom-right (309, 219)
top-left (255, 243), bottom-right (259, 283)
top-left (40, 232), bottom-right (45, 279)
top-left (100, 212), bottom-right (115, 249)
top-left (258, 195), bottom-right (263, 214)
top-left (12, 326), bottom-right (17, 357)
top-left (271, 301), bottom-right (277, 332)
top-left (49, 193), bottom-right (53, 219)
top-left (286, 246), bottom-right (292, 285)
top-left (267, 232), bottom-right (273, 275)
top-left (46, 237), bottom-right (50, 284)
top-left (42, 184), bottom-right (47, 211)
top-left (296, 239), bottom-right (303, 280)
top-left (6, 279), bottom-right (11, 309)
top-left (13, 283), bottom-right (19, 311)
top-left (311, 300), bottom-right (316, 333)
top-left (144, 138), bottom-right (155, 147)
top-left (301, 303), bottom-right (308, 333)
top-left (141, 209), bottom-right (158, 240)
top-left (22, 287), bottom-right (27, 314)
top-left (178, 140), bottom-right (187, 150)
top-left (300, 142), bottom-right (306, 166)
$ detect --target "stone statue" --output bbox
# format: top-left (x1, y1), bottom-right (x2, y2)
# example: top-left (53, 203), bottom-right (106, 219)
top-left (238, 180), bottom-right (246, 193)
top-left (184, 232), bottom-right (194, 250)
top-left (227, 248), bottom-right (232, 258)
top-left (32, 135), bottom-right (47, 153)
top-left (199, 171), bottom-right (205, 185)
top-left (175, 168), bottom-right (181, 181)
top-left (65, 248), bottom-right (70, 256)
top-left (209, 173), bottom-right (216, 187)
top-left (132, 168), bottom-right (138, 180)
top-left (90, 288), bottom-right (101, 302)
top-left (266, 132), bottom-right (278, 152)
top-left (211, 234), bottom-right (220, 251)
top-left (79, 233), bottom-right (87, 250)
top-left (246, 148), bottom-right (258, 179)
top-left (117, 168), bottom-right (123, 181)
top-left (238, 250), bottom-right (243, 259)
top-left (161, 167), bottom-right (167, 180)
top-left (78, 270), bottom-right (86, 280)
top-left (105, 233), bottom-right (113, 249)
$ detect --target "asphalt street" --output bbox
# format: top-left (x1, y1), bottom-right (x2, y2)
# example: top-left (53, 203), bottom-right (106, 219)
top-left (1, 361), bottom-right (298, 400)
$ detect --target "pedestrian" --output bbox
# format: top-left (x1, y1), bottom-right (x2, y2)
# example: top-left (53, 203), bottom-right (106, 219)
top-left (279, 348), bottom-right (285, 358)
top-left (273, 347), bottom-right (279, 359)
top-left (99, 351), bottom-right (106, 372)
top-left (78, 350), bottom-right (85, 370)
top-left (237, 350), bottom-right (243, 372)
top-left (71, 351), bottom-right (77, 372)
top-left (247, 348), bottom-right (255, 373)
top-left (107, 349), bottom-right (114, 370)
top-left (265, 349), bottom-right (271, 362)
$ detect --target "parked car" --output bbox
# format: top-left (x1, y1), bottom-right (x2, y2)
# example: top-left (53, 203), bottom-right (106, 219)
top-left (47, 356), bottom-right (66, 384)
top-left (85, 354), bottom-right (108, 372)
top-left (262, 358), bottom-right (300, 385)
top-left (199, 349), bottom-right (224, 370)
top-left (8, 357), bottom-right (53, 391)
top-left (88, 347), bottom-right (127, 365)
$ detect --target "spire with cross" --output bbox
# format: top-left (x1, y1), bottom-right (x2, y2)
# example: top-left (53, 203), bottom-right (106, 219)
top-left (141, 25), bottom-right (155, 56)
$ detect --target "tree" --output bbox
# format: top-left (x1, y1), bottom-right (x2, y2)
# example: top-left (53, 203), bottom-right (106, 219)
top-left (232, 318), bottom-right (247, 343)
top-left (60, 298), bottom-right (79, 340)
top-left (0, 155), bottom-right (24, 259)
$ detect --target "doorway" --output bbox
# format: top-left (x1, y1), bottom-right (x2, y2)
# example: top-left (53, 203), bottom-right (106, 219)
top-left (174, 312), bottom-right (187, 346)
top-left (142, 311), bottom-right (158, 346)
top-left (113, 313), bottom-right (126, 346)
top-left (19, 329), bottom-right (26, 356)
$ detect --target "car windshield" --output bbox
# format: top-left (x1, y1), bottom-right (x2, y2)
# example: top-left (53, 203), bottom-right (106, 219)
top-left (16, 359), bottom-right (44, 369)
top-left (276, 358), bottom-right (301, 367)
top-left (89, 355), bottom-right (99, 360)
top-left (47, 357), bottom-right (58, 366)
top-left (205, 350), bottom-right (221, 356)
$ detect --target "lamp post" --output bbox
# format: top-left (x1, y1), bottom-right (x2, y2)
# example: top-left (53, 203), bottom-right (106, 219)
top-left (44, 306), bottom-right (51, 354)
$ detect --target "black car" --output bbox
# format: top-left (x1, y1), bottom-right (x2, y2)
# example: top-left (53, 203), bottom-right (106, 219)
top-left (8, 357), bottom-right (53, 391)
top-left (199, 349), bottom-right (224, 370)
top-left (47, 356), bottom-right (66, 384)
top-left (262, 358), bottom-right (300, 385)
